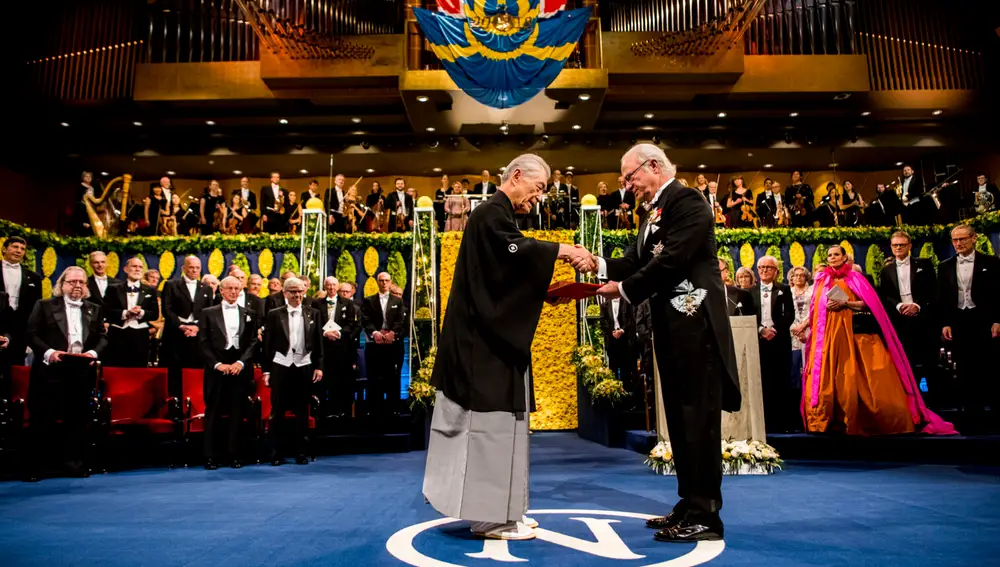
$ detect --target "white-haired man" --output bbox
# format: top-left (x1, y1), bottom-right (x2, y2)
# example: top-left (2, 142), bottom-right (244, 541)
top-left (594, 144), bottom-right (740, 542)
top-left (85, 251), bottom-right (118, 309)
top-left (361, 272), bottom-right (405, 419)
top-left (104, 256), bottom-right (160, 368)
top-left (24, 266), bottom-right (107, 481)
top-left (423, 153), bottom-right (593, 541)
top-left (162, 255), bottom-right (216, 397)
top-left (262, 277), bottom-right (323, 465)
top-left (750, 255), bottom-right (796, 433)
top-left (198, 276), bottom-right (258, 470)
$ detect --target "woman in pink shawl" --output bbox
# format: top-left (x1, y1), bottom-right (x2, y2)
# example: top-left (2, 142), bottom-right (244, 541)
top-left (792, 246), bottom-right (956, 436)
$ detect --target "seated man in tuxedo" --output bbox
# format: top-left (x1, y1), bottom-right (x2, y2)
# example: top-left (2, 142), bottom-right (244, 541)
top-left (318, 276), bottom-right (360, 418)
top-left (104, 256), bottom-right (159, 368)
top-left (85, 251), bottom-right (118, 309)
top-left (750, 256), bottom-right (796, 433)
top-left (361, 272), bottom-right (405, 419)
top-left (24, 267), bottom-right (107, 481)
top-left (161, 255), bottom-right (215, 398)
top-left (197, 276), bottom-right (258, 469)
top-left (718, 258), bottom-right (755, 317)
top-left (262, 277), bottom-right (323, 465)
top-left (878, 231), bottom-right (937, 394)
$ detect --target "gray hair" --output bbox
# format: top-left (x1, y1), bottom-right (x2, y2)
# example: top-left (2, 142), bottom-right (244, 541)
top-left (88, 251), bottom-right (107, 262)
top-left (735, 266), bottom-right (757, 286)
top-left (622, 143), bottom-right (678, 178)
top-left (500, 153), bottom-right (551, 185)
top-left (324, 276), bottom-right (340, 287)
top-left (757, 255), bottom-right (779, 268)
top-left (53, 267), bottom-right (91, 299)
top-left (201, 274), bottom-right (219, 286)
top-left (283, 277), bottom-right (306, 291)
top-left (220, 275), bottom-right (241, 289)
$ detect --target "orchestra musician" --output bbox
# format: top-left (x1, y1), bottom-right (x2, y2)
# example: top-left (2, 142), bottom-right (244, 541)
top-left (286, 191), bottom-right (302, 234)
top-left (260, 171), bottom-right (288, 233)
top-left (899, 164), bottom-right (931, 225)
top-left (754, 179), bottom-right (779, 228)
top-left (385, 178), bottom-right (414, 232)
top-left (365, 182), bottom-right (387, 233)
top-left (867, 182), bottom-right (903, 227)
top-left (342, 185), bottom-right (366, 234)
top-left (816, 183), bottom-right (841, 227)
top-left (607, 176), bottom-right (635, 229)
top-left (725, 175), bottom-right (754, 228)
top-left (224, 193), bottom-right (247, 235)
top-left (840, 180), bottom-right (863, 226)
top-left (445, 181), bottom-right (470, 232)
top-left (783, 170), bottom-right (814, 227)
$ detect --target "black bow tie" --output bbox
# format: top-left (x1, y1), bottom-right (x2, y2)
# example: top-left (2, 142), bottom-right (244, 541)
top-left (128, 286), bottom-right (140, 294)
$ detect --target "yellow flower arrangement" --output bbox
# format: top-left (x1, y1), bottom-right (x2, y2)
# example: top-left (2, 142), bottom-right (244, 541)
top-left (789, 242), bottom-right (806, 267)
top-left (363, 246), bottom-right (379, 276)
top-left (258, 249), bottom-right (274, 278)
top-left (107, 251), bottom-right (121, 277)
top-left (739, 242), bottom-right (755, 268)
top-left (42, 247), bottom-right (57, 277)
top-left (208, 249), bottom-right (225, 277)
top-left (159, 251), bottom-right (175, 281)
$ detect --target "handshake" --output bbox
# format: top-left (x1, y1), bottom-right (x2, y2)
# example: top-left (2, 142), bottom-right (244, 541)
top-left (559, 244), bottom-right (597, 274)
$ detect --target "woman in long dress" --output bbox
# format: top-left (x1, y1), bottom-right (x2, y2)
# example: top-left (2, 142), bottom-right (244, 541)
top-left (792, 246), bottom-right (956, 436)
top-left (444, 181), bottom-right (470, 231)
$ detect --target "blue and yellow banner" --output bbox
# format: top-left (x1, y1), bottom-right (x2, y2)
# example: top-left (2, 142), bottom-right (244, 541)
top-left (414, 0), bottom-right (592, 109)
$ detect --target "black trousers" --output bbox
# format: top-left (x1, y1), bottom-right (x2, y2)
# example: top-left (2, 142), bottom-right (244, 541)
top-left (364, 342), bottom-right (399, 418)
top-left (656, 324), bottom-right (724, 526)
top-left (759, 335), bottom-right (797, 433)
top-left (322, 347), bottom-right (356, 416)
top-left (607, 335), bottom-right (639, 402)
top-left (26, 363), bottom-right (95, 472)
top-left (163, 329), bottom-right (202, 400)
top-left (203, 351), bottom-right (248, 461)
top-left (106, 327), bottom-right (150, 368)
top-left (269, 364), bottom-right (311, 458)
top-left (951, 308), bottom-right (998, 430)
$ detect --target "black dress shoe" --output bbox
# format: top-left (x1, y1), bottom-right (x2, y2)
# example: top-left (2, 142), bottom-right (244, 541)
top-left (295, 456), bottom-right (309, 465)
top-left (230, 460), bottom-right (242, 469)
top-left (646, 512), bottom-right (684, 530)
top-left (271, 458), bottom-right (283, 466)
top-left (204, 460), bottom-right (218, 471)
top-left (653, 520), bottom-right (724, 543)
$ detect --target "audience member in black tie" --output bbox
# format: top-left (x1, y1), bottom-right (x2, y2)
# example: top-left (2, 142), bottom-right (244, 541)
top-left (260, 171), bottom-right (288, 233)
top-left (718, 258), bottom-right (755, 317)
top-left (265, 271), bottom-right (295, 312)
top-left (899, 164), bottom-right (932, 225)
top-left (473, 169), bottom-right (497, 196)
top-left (0, 236), bottom-right (42, 391)
top-left (878, 231), bottom-right (938, 393)
top-left (248, 274), bottom-right (264, 298)
top-left (85, 251), bottom-right (118, 309)
top-left (434, 174), bottom-right (450, 233)
top-left (565, 172), bottom-right (580, 229)
top-left (24, 267), bottom-right (107, 481)
top-left (318, 277), bottom-right (360, 418)
top-left (385, 178), bottom-right (415, 232)
top-left (939, 225), bottom-right (1000, 432)
top-left (751, 255), bottom-right (797, 433)
top-left (262, 277), bottom-right (322, 465)
top-left (361, 272), bottom-right (405, 419)
top-left (325, 173), bottom-right (346, 232)
top-left (783, 171), bottom-right (814, 227)
top-left (198, 276), bottom-right (258, 470)
top-left (600, 296), bottom-right (638, 405)
top-left (104, 257), bottom-right (159, 368)
top-left (161, 255), bottom-right (215, 398)
top-left (217, 269), bottom-right (265, 325)
top-left (390, 283), bottom-right (409, 388)
top-left (0, 290), bottom-right (10, 399)
top-left (234, 176), bottom-right (258, 217)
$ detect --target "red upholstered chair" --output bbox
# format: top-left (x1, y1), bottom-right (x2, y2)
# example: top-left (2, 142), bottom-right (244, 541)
top-left (0, 366), bottom-right (32, 453)
top-left (100, 367), bottom-right (178, 435)
top-left (253, 368), bottom-right (316, 434)
top-left (97, 366), bottom-right (180, 468)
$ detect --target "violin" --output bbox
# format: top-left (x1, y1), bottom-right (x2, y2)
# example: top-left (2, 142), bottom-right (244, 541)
top-left (713, 201), bottom-right (727, 225)
top-left (618, 203), bottom-right (631, 230)
top-left (395, 199), bottom-right (407, 232)
top-left (738, 191), bottom-right (756, 223)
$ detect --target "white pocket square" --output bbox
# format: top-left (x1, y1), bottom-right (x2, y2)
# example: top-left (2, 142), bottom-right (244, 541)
top-left (391, 305), bottom-right (399, 309)
top-left (916, 268), bottom-right (923, 273)
top-left (650, 224), bottom-right (660, 234)
top-left (246, 315), bottom-right (252, 322)
top-left (777, 290), bottom-right (784, 296)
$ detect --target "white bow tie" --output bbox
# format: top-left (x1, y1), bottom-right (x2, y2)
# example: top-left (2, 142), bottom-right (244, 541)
top-left (288, 307), bottom-right (302, 316)
top-left (65, 299), bottom-right (83, 308)
top-left (223, 302), bottom-right (239, 310)
top-left (959, 256), bottom-right (975, 264)
top-left (2, 260), bottom-right (18, 269)
top-left (896, 259), bottom-right (909, 267)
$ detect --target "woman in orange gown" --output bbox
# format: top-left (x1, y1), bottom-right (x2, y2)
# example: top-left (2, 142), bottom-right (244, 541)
top-left (792, 246), bottom-right (956, 436)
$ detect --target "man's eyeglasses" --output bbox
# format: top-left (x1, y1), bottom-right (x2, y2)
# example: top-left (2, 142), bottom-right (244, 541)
top-left (951, 235), bottom-right (975, 243)
top-left (64, 280), bottom-right (87, 287)
top-left (758, 266), bottom-right (777, 271)
top-left (623, 159), bottom-right (650, 186)
top-left (890, 243), bottom-right (910, 248)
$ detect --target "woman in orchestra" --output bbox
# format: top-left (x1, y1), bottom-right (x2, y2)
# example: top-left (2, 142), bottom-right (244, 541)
top-left (365, 181), bottom-right (386, 232)
top-left (816, 182), bottom-right (841, 227)
top-left (840, 180), bottom-right (862, 226)
top-left (694, 173), bottom-right (709, 193)
top-left (199, 180), bottom-right (226, 235)
top-left (160, 192), bottom-right (182, 236)
top-left (342, 185), bottom-right (365, 234)
top-left (725, 175), bottom-right (754, 228)
top-left (286, 190), bottom-right (302, 233)
top-left (444, 180), bottom-right (470, 232)
top-left (224, 193), bottom-right (247, 235)
top-left (145, 184), bottom-right (169, 235)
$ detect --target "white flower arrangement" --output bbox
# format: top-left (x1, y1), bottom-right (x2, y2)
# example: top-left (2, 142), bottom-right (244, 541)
top-left (646, 439), bottom-right (784, 476)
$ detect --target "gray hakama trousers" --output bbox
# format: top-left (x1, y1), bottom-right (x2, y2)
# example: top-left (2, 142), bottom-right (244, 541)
top-left (422, 372), bottom-right (530, 524)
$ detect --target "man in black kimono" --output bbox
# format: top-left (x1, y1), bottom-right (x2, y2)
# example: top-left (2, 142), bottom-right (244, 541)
top-left (422, 153), bottom-right (593, 541)
top-left (596, 144), bottom-right (740, 543)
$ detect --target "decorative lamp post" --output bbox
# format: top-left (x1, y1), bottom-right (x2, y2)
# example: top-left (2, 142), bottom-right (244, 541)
top-left (299, 197), bottom-right (327, 293)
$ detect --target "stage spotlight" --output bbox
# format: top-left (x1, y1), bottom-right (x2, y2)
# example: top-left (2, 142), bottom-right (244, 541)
top-left (432, 167), bottom-right (442, 172)
top-left (861, 111), bottom-right (871, 117)
top-left (578, 93), bottom-right (591, 101)
top-left (540, 134), bottom-right (549, 144)
top-left (850, 135), bottom-right (860, 143)
top-left (206, 120), bottom-right (216, 126)
top-left (351, 117), bottom-right (362, 124)
top-left (784, 132), bottom-right (793, 144)
top-left (366, 168), bottom-right (375, 173)
top-left (279, 118), bottom-right (289, 125)
top-left (651, 135), bottom-right (661, 145)
top-left (450, 137), bottom-right (461, 149)
top-left (361, 140), bottom-right (371, 150)
top-left (428, 139), bottom-right (440, 148)
top-left (60, 122), bottom-right (70, 127)
top-left (100, 171), bottom-right (109, 176)
top-left (416, 95), bottom-right (429, 103)
top-left (717, 112), bottom-right (727, 118)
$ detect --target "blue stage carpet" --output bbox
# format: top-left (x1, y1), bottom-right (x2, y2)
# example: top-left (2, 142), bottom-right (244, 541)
top-left (1, 432), bottom-right (998, 566)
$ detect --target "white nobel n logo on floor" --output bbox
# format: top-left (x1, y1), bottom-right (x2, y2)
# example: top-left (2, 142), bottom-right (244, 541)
top-left (386, 509), bottom-right (725, 567)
